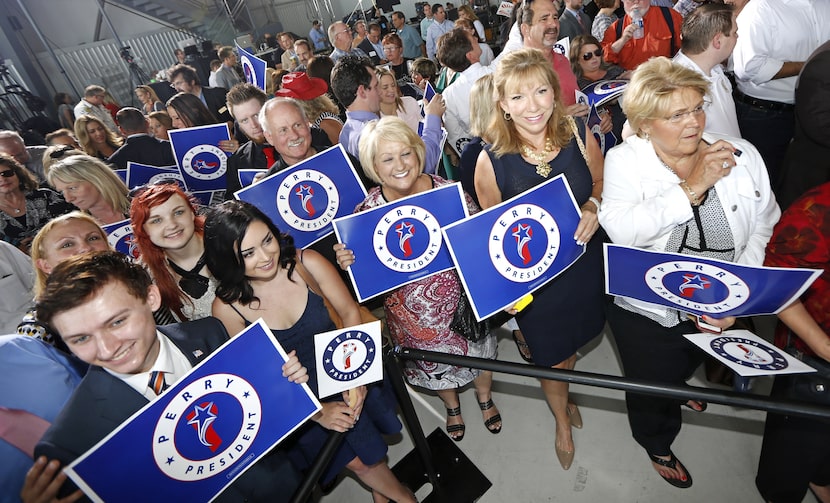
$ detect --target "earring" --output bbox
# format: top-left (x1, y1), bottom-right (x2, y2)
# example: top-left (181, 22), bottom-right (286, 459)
top-left (503, 111), bottom-right (511, 121)
top-left (643, 131), bottom-right (650, 141)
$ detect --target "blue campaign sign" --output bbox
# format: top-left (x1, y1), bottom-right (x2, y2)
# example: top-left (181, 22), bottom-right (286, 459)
top-left (333, 183), bottom-right (468, 302)
top-left (238, 169), bottom-right (266, 188)
top-left (126, 162), bottom-right (183, 190)
top-left (64, 319), bottom-right (321, 503)
top-left (237, 45), bottom-right (267, 91)
top-left (604, 244), bottom-right (822, 318)
top-left (169, 124), bottom-right (231, 192)
top-left (580, 80), bottom-right (628, 107)
top-left (442, 175), bottom-right (585, 320)
top-left (102, 218), bottom-right (139, 259)
top-left (114, 169), bottom-right (127, 184)
top-left (234, 144), bottom-right (368, 249)
top-left (586, 104), bottom-right (617, 155)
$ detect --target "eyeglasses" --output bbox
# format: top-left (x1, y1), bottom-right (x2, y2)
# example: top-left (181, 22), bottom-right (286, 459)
top-left (0, 169), bottom-right (16, 178)
top-left (169, 80), bottom-right (185, 89)
top-left (582, 49), bottom-right (603, 61)
top-left (660, 101), bottom-right (710, 124)
top-left (383, 45), bottom-right (401, 52)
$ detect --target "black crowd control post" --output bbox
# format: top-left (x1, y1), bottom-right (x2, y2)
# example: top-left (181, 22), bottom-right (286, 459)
top-left (386, 347), bottom-right (491, 502)
top-left (394, 347), bottom-right (830, 422)
top-left (288, 431), bottom-right (343, 503)
top-left (384, 348), bottom-right (443, 491)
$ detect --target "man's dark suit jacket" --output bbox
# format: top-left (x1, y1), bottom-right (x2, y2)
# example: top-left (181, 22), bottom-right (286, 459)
top-left (201, 86), bottom-right (234, 124)
top-left (35, 317), bottom-right (300, 502)
top-left (107, 134), bottom-right (176, 170)
top-left (358, 38), bottom-right (384, 65)
top-left (559, 9), bottom-right (592, 42)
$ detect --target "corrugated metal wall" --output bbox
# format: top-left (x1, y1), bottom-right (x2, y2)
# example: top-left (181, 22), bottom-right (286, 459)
top-left (35, 28), bottom-right (200, 108)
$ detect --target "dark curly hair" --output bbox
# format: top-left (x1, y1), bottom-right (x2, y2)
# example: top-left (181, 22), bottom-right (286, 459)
top-left (203, 200), bottom-right (297, 307)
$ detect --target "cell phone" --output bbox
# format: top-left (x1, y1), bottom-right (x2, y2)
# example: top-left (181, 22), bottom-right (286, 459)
top-left (688, 314), bottom-right (723, 334)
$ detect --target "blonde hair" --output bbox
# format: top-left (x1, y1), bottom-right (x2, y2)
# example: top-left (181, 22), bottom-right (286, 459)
top-left (74, 115), bottom-right (123, 156)
top-left (297, 94), bottom-right (340, 124)
top-left (489, 48), bottom-right (571, 157)
top-left (41, 145), bottom-right (84, 175)
top-left (46, 155), bottom-right (131, 216)
top-left (376, 67), bottom-right (404, 113)
top-left (30, 211), bottom-right (109, 297)
top-left (622, 57), bottom-right (710, 136)
top-left (469, 73), bottom-right (495, 138)
top-left (358, 117), bottom-right (426, 184)
top-left (458, 4), bottom-right (479, 21)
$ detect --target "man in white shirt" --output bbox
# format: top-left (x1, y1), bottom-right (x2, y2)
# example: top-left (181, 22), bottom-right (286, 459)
top-left (73, 85), bottom-right (119, 136)
top-left (731, 0), bottom-right (830, 181)
top-left (672, 2), bottom-right (740, 138)
top-left (438, 28), bottom-right (491, 156)
top-left (426, 4), bottom-right (455, 61)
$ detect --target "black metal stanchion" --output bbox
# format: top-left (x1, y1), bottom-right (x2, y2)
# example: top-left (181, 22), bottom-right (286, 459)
top-left (288, 431), bottom-right (344, 503)
top-left (386, 347), bottom-right (492, 502)
top-left (395, 347), bottom-right (830, 421)
top-left (384, 348), bottom-right (443, 490)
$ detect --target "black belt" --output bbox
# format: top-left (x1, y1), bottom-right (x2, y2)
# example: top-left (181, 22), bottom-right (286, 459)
top-left (734, 90), bottom-right (794, 112)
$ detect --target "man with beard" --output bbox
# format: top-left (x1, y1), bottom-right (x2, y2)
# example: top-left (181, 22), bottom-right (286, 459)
top-left (225, 83), bottom-right (271, 194)
top-left (517, 0), bottom-right (608, 129)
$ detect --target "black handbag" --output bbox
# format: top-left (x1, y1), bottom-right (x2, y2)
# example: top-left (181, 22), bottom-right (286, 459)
top-left (784, 333), bottom-right (830, 406)
top-left (450, 287), bottom-right (490, 343)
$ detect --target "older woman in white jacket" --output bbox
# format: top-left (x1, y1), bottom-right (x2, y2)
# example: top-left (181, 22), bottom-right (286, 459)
top-left (598, 58), bottom-right (780, 490)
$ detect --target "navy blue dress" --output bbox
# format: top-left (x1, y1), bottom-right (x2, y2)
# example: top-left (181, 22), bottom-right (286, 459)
top-left (232, 289), bottom-right (400, 483)
top-left (485, 120), bottom-right (606, 367)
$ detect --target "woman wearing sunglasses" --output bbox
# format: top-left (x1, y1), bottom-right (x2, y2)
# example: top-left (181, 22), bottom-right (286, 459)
top-left (0, 154), bottom-right (74, 254)
top-left (570, 34), bottom-right (631, 139)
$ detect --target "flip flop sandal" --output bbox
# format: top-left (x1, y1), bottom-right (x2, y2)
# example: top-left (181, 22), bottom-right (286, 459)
top-left (683, 400), bottom-right (708, 412)
top-left (445, 406), bottom-right (465, 441)
top-left (649, 452), bottom-right (693, 489)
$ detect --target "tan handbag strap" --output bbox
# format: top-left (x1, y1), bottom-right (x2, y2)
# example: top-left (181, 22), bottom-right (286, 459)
top-left (567, 115), bottom-right (589, 163)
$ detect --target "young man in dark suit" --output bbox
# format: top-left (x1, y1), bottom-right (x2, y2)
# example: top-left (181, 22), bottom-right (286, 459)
top-left (28, 251), bottom-right (308, 502)
top-left (107, 107), bottom-right (176, 169)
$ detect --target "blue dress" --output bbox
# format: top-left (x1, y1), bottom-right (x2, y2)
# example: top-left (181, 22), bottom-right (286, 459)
top-left (231, 289), bottom-right (401, 483)
top-left (485, 120), bottom-right (606, 367)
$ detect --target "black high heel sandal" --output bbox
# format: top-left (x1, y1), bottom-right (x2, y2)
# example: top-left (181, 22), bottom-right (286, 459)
top-left (445, 406), bottom-right (465, 441)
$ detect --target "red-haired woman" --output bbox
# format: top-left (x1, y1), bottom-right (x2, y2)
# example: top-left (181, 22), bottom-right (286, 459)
top-left (130, 183), bottom-right (216, 321)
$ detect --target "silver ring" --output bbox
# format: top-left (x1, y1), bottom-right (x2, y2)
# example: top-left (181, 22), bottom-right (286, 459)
top-left (722, 161), bottom-right (730, 169)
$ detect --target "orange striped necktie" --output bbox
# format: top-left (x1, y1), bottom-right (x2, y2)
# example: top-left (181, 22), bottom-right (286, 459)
top-left (148, 370), bottom-right (169, 395)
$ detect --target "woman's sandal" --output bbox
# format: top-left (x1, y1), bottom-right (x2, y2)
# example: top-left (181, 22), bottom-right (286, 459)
top-left (683, 400), bottom-right (708, 412)
top-left (512, 330), bottom-right (533, 363)
top-left (445, 406), bottom-right (465, 442)
top-left (477, 397), bottom-right (502, 434)
top-left (648, 452), bottom-right (693, 489)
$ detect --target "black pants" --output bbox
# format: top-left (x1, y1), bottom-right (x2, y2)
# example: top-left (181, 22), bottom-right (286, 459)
top-left (735, 100), bottom-right (794, 186)
top-left (756, 375), bottom-right (830, 503)
top-left (607, 303), bottom-right (705, 456)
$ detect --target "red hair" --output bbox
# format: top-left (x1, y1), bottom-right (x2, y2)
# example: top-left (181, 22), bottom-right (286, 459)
top-left (130, 184), bottom-right (205, 320)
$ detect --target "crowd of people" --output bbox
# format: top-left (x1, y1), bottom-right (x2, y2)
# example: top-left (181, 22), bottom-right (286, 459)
top-left (2, 0), bottom-right (830, 502)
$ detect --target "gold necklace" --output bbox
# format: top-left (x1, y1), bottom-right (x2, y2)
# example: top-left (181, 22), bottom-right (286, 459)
top-left (521, 137), bottom-right (555, 178)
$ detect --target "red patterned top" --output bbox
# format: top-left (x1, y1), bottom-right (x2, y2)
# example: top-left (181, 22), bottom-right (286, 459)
top-left (764, 182), bottom-right (830, 357)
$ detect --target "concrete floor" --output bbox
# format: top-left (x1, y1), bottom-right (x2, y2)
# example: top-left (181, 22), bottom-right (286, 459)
top-left (321, 319), bottom-right (819, 503)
